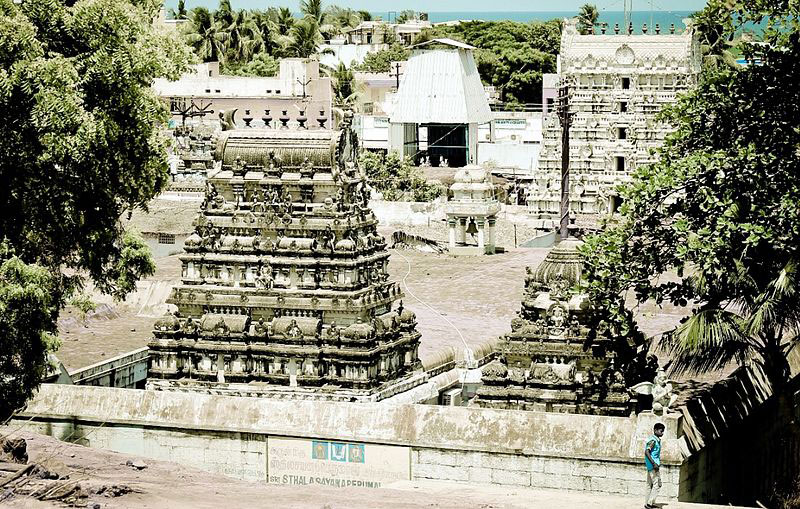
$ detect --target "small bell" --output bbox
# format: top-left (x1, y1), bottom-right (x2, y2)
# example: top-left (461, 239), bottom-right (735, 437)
top-left (466, 219), bottom-right (479, 235)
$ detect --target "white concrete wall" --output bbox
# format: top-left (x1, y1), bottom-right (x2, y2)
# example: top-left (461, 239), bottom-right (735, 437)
top-left (320, 43), bottom-right (388, 68)
top-left (478, 143), bottom-right (541, 174)
top-left (369, 199), bottom-right (447, 226)
top-left (14, 385), bottom-right (685, 500)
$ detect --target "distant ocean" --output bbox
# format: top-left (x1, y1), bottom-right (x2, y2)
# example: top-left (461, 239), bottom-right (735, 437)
top-left (162, 2), bottom-right (696, 32)
top-left (394, 11), bottom-right (695, 31)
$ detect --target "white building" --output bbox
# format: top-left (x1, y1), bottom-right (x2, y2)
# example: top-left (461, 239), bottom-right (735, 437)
top-left (528, 19), bottom-right (701, 227)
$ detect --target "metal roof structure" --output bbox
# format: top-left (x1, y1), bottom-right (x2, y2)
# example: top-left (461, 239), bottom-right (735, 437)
top-left (409, 38), bottom-right (476, 50)
top-left (390, 45), bottom-right (491, 125)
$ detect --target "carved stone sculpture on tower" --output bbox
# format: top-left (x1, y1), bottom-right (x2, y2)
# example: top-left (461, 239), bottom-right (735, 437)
top-left (476, 238), bottom-right (632, 415)
top-left (148, 116), bottom-right (423, 401)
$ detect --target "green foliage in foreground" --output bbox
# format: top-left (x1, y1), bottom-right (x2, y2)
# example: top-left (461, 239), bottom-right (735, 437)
top-left (359, 152), bottom-right (442, 202)
top-left (0, 0), bottom-right (191, 420)
top-left (580, 0), bottom-right (800, 388)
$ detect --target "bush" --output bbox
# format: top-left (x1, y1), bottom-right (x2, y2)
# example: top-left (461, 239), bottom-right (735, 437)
top-left (359, 151), bottom-right (442, 202)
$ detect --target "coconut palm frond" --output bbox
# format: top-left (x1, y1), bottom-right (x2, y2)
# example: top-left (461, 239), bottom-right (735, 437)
top-left (663, 308), bottom-right (753, 375)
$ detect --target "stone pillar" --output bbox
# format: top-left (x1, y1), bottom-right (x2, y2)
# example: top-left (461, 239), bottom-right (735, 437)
top-left (216, 353), bottom-right (225, 383)
top-left (477, 219), bottom-right (485, 251)
top-left (288, 359), bottom-right (298, 387)
top-left (457, 218), bottom-right (467, 244)
top-left (448, 218), bottom-right (456, 248)
top-left (488, 218), bottom-right (496, 254)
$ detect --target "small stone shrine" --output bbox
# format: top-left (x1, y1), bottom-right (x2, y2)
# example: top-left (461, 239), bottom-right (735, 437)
top-left (475, 238), bottom-right (631, 415)
top-left (444, 166), bottom-right (500, 255)
top-left (148, 115), bottom-right (424, 401)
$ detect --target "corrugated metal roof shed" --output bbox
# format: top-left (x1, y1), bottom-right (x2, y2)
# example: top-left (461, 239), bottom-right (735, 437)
top-left (390, 47), bottom-right (491, 125)
top-left (409, 38), bottom-right (476, 50)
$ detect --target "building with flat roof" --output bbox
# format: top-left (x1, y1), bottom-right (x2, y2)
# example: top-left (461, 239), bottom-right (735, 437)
top-left (153, 59), bottom-right (333, 130)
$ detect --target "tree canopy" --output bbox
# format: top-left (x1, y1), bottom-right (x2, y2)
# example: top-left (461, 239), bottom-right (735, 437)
top-left (181, 1), bottom-right (369, 72)
top-left (0, 0), bottom-right (191, 419)
top-left (354, 43), bottom-right (410, 73)
top-left (577, 4), bottom-right (599, 35)
top-left (580, 0), bottom-right (800, 388)
top-left (416, 20), bottom-right (562, 104)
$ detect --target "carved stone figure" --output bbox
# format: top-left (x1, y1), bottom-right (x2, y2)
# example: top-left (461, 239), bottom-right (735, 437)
top-left (631, 368), bottom-right (678, 414)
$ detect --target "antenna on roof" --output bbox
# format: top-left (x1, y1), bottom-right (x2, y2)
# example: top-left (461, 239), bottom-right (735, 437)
top-left (624, 0), bottom-right (633, 34)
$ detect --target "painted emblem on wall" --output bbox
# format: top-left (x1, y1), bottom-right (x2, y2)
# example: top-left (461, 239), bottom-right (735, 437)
top-left (331, 442), bottom-right (347, 462)
top-left (312, 440), bottom-right (328, 460)
top-left (348, 444), bottom-right (365, 463)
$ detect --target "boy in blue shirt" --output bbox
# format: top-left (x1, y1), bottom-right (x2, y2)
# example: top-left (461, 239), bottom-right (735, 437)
top-left (644, 422), bottom-right (665, 509)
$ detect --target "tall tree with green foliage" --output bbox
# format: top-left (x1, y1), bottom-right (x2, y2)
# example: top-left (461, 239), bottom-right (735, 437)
top-left (577, 4), bottom-right (599, 35)
top-left (0, 0), bottom-right (191, 420)
top-left (395, 9), bottom-right (416, 23)
top-left (285, 18), bottom-right (325, 58)
top-left (580, 0), bottom-right (800, 390)
top-left (691, 2), bottom-right (740, 67)
top-left (185, 7), bottom-right (225, 63)
top-left (329, 62), bottom-right (357, 106)
top-left (354, 43), bottom-right (410, 73)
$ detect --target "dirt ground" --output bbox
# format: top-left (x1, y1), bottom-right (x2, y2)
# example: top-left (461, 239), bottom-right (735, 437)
top-left (54, 229), bottom-right (692, 373)
top-left (0, 429), bottom-right (744, 509)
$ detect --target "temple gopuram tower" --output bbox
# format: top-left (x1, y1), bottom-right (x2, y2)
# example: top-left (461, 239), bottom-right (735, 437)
top-left (148, 116), bottom-right (423, 401)
top-left (475, 238), bottom-right (631, 415)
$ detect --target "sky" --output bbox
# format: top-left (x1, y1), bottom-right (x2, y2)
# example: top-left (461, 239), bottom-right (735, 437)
top-left (178, 0), bottom-right (709, 11)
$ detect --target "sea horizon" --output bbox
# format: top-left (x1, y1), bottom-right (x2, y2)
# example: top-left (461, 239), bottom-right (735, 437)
top-left (162, 2), bottom-right (696, 31)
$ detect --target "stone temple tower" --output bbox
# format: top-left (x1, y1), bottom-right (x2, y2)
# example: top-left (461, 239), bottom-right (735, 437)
top-left (148, 116), bottom-right (423, 401)
top-left (529, 18), bottom-right (701, 227)
top-left (476, 238), bottom-right (631, 415)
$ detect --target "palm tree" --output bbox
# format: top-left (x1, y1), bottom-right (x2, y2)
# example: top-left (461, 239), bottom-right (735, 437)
top-left (273, 7), bottom-right (295, 36)
top-left (251, 10), bottom-right (278, 56)
top-left (222, 10), bottom-right (262, 64)
top-left (663, 257), bottom-right (800, 387)
top-left (214, 0), bottom-right (234, 29)
top-left (328, 62), bottom-right (358, 106)
top-left (285, 19), bottom-right (324, 58)
top-left (576, 4), bottom-right (599, 35)
top-left (357, 10), bottom-right (372, 22)
top-left (185, 7), bottom-right (225, 63)
top-left (300, 0), bottom-right (324, 25)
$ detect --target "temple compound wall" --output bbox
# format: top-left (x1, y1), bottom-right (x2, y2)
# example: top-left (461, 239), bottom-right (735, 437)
top-left (17, 385), bottom-right (685, 499)
top-left (528, 19), bottom-right (702, 227)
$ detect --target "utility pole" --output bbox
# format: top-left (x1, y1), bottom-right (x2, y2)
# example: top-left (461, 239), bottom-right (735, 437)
top-left (297, 78), bottom-right (311, 98)
top-left (389, 62), bottom-right (403, 90)
top-left (557, 84), bottom-right (574, 241)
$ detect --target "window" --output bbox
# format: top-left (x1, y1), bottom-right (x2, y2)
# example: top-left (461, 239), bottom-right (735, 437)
top-left (546, 97), bottom-right (554, 111)
top-left (615, 156), bottom-right (625, 171)
top-left (621, 77), bottom-right (630, 89)
top-left (158, 233), bottom-right (176, 245)
top-left (620, 101), bottom-right (628, 112)
top-left (617, 127), bottom-right (627, 140)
